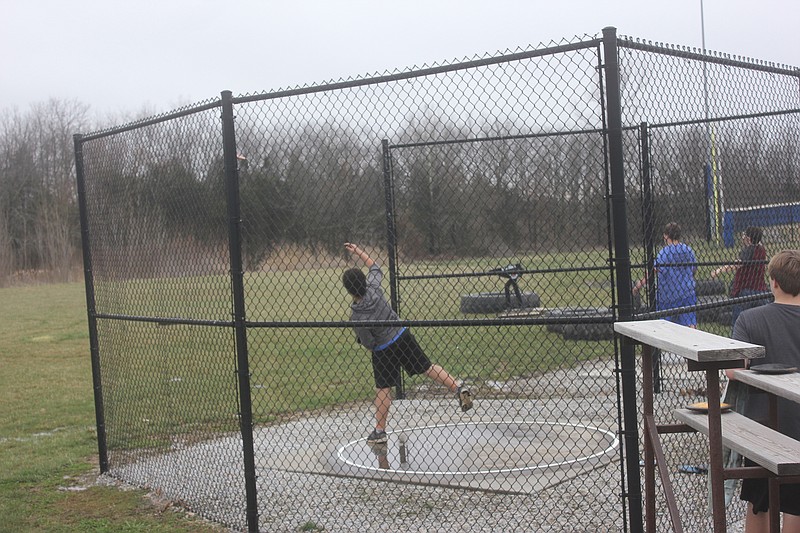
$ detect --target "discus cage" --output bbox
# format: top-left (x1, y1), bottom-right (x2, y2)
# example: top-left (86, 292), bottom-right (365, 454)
top-left (74, 27), bottom-right (800, 532)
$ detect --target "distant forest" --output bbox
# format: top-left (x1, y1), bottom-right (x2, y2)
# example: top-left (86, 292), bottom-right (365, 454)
top-left (2, 98), bottom-right (798, 286)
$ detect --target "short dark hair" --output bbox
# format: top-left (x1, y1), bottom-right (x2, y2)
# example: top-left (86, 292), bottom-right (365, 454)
top-left (663, 222), bottom-right (681, 241)
top-left (767, 250), bottom-right (800, 296)
top-left (342, 268), bottom-right (367, 297)
top-left (744, 226), bottom-right (763, 245)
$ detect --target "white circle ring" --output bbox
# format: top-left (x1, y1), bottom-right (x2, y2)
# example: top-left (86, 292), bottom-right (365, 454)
top-left (336, 420), bottom-right (619, 476)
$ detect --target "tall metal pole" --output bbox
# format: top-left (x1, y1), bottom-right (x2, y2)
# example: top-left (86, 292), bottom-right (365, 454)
top-left (603, 26), bottom-right (644, 533)
top-left (701, 0), bottom-right (710, 121)
top-left (73, 133), bottom-right (109, 473)
top-left (221, 90), bottom-right (260, 533)
top-left (382, 139), bottom-right (400, 313)
top-left (701, 0), bottom-right (724, 242)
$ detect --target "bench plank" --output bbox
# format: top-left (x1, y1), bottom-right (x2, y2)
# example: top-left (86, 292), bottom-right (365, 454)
top-left (674, 409), bottom-right (800, 476)
top-left (732, 370), bottom-right (800, 404)
top-left (614, 320), bottom-right (764, 362)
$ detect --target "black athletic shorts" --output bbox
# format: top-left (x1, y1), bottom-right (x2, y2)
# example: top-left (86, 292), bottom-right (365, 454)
top-left (740, 457), bottom-right (800, 516)
top-left (371, 330), bottom-right (432, 389)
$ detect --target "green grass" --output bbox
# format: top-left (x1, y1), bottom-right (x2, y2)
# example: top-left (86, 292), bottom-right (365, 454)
top-left (89, 250), bottom-right (623, 455)
top-left (0, 247), bottom-right (734, 530)
top-left (0, 282), bottom-right (225, 532)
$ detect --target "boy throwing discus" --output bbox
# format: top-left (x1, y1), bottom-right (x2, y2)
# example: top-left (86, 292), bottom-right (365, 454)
top-left (342, 243), bottom-right (473, 444)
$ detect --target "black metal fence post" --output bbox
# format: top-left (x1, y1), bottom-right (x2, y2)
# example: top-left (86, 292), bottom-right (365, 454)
top-left (640, 122), bottom-right (656, 304)
top-left (382, 139), bottom-right (405, 399)
top-left (603, 26), bottom-right (644, 533)
top-left (382, 139), bottom-right (400, 313)
top-left (73, 133), bottom-right (109, 473)
top-left (220, 90), bottom-right (259, 533)
top-left (639, 123), bottom-right (663, 394)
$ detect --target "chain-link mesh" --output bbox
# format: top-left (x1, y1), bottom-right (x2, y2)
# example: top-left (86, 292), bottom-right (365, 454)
top-left (77, 103), bottom-right (249, 523)
top-left (619, 37), bottom-right (800, 532)
top-left (73, 30), bottom-right (800, 532)
top-left (230, 38), bottom-right (626, 532)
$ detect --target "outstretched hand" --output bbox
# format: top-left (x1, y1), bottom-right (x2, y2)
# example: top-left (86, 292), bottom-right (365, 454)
top-left (344, 243), bottom-right (374, 267)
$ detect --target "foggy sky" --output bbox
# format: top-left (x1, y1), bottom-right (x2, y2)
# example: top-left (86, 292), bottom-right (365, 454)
top-left (2, 0), bottom-right (798, 121)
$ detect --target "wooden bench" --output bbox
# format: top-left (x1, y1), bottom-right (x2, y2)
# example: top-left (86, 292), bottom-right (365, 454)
top-left (614, 319), bottom-right (764, 363)
top-left (674, 409), bottom-right (800, 476)
top-left (732, 369), bottom-right (800, 404)
top-left (728, 369), bottom-right (800, 533)
top-left (614, 320), bottom-right (765, 533)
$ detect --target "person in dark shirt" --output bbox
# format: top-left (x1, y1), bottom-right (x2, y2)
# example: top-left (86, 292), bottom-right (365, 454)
top-left (343, 243), bottom-right (473, 445)
top-left (726, 249), bottom-right (800, 532)
top-left (711, 226), bottom-right (769, 330)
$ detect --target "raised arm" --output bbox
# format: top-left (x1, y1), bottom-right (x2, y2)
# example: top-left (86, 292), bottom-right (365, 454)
top-left (633, 275), bottom-right (648, 294)
top-left (344, 242), bottom-right (375, 268)
top-left (711, 263), bottom-right (736, 278)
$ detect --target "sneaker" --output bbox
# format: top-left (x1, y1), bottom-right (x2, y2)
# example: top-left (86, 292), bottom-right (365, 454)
top-left (368, 441), bottom-right (388, 457)
top-left (367, 428), bottom-right (388, 444)
top-left (457, 386), bottom-right (474, 412)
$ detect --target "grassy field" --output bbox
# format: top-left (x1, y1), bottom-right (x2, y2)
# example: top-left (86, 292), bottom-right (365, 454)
top-left (0, 282), bottom-right (225, 532)
top-left (0, 256), bottom-right (619, 531)
top-left (87, 251), bottom-right (622, 454)
top-left (0, 245), bottom-right (735, 531)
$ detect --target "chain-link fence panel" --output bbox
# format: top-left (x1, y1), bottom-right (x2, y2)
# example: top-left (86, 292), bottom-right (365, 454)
top-left (73, 29), bottom-right (800, 533)
top-left (75, 102), bottom-right (249, 520)
top-left (619, 37), bottom-right (800, 532)
top-left (225, 36), bottom-right (630, 532)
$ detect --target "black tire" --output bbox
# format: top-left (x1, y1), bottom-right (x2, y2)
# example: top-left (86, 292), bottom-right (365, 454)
top-left (542, 308), bottom-right (569, 333)
top-left (562, 323), bottom-right (614, 341)
top-left (696, 294), bottom-right (730, 323)
top-left (544, 307), bottom-right (612, 339)
top-left (543, 306), bottom-right (611, 318)
top-left (460, 291), bottom-right (541, 314)
top-left (695, 278), bottom-right (727, 296)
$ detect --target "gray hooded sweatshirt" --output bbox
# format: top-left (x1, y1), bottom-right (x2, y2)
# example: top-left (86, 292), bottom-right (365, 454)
top-left (350, 264), bottom-right (405, 351)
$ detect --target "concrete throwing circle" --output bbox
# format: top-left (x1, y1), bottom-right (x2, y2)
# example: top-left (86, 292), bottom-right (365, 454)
top-left (336, 420), bottom-right (618, 477)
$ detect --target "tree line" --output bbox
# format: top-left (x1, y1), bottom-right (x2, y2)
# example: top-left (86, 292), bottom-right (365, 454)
top-left (0, 100), bottom-right (92, 285)
top-left (1, 98), bottom-right (797, 285)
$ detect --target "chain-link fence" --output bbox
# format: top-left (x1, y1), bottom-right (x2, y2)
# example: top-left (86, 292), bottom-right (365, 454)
top-left (74, 28), bottom-right (800, 532)
top-left (619, 37), bottom-right (800, 532)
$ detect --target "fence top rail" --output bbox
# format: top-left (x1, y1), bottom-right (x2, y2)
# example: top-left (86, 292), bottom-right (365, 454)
top-left (79, 98), bottom-right (222, 141)
top-left (77, 36), bottom-right (605, 140)
top-left (618, 35), bottom-right (800, 78)
top-left (232, 38), bottom-right (603, 105)
top-left (614, 319), bottom-right (764, 362)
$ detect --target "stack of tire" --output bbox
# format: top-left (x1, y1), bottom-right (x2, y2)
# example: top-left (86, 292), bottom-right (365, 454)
top-left (543, 306), bottom-right (615, 341)
top-left (695, 279), bottom-right (733, 326)
top-left (460, 291), bottom-right (541, 314)
top-left (540, 288), bottom-right (643, 342)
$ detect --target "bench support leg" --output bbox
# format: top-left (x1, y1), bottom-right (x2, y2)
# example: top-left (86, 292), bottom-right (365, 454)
top-left (768, 478), bottom-right (780, 533)
top-left (644, 415), bottom-right (683, 532)
top-left (705, 370), bottom-right (727, 533)
top-left (641, 345), bottom-right (657, 532)
top-left (767, 395), bottom-right (780, 533)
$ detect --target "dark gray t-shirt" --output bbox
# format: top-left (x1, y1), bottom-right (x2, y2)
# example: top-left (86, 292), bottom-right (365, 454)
top-left (349, 264), bottom-right (404, 351)
top-left (733, 302), bottom-right (800, 440)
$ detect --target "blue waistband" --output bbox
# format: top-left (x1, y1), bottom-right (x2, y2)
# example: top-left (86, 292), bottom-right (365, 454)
top-left (373, 327), bottom-right (407, 352)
